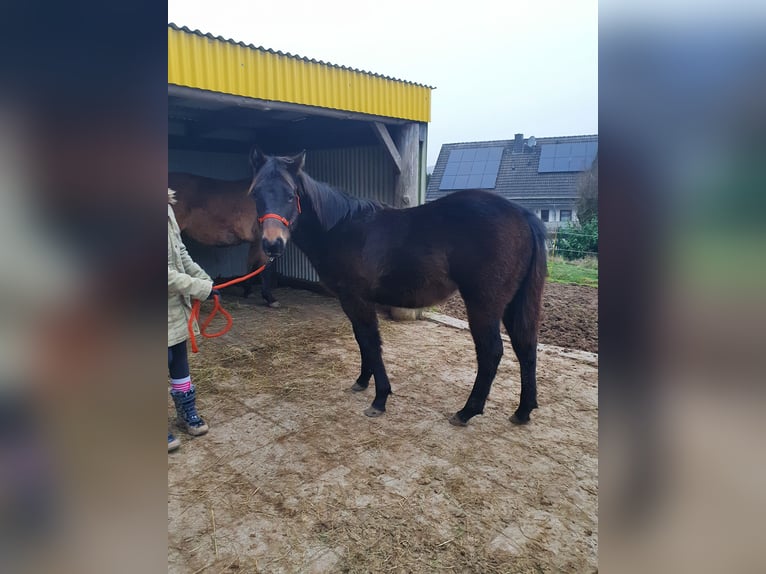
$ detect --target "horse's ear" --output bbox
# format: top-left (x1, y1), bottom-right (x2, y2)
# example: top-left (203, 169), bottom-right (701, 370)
top-left (286, 150), bottom-right (306, 175)
top-left (250, 146), bottom-right (267, 171)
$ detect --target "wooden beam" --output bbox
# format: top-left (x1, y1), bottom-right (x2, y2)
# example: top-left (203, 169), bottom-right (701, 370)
top-left (371, 122), bottom-right (402, 174)
top-left (187, 115), bottom-right (260, 139)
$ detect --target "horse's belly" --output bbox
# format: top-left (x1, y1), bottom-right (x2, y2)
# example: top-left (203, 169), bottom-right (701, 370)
top-left (373, 272), bottom-right (457, 308)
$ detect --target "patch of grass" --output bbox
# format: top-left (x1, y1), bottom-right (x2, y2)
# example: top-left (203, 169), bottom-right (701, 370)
top-left (548, 256), bottom-right (598, 287)
top-left (570, 255), bottom-right (599, 270)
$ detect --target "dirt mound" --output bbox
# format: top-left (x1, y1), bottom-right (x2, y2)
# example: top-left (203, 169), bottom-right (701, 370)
top-left (436, 283), bottom-right (598, 353)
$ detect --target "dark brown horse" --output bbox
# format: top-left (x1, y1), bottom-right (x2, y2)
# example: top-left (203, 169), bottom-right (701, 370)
top-left (248, 150), bottom-right (547, 426)
top-left (168, 172), bottom-right (278, 307)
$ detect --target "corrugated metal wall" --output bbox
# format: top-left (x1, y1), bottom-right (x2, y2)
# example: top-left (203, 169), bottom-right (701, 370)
top-left (186, 242), bottom-right (252, 278)
top-left (168, 25), bottom-right (432, 123)
top-left (277, 145), bottom-right (396, 283)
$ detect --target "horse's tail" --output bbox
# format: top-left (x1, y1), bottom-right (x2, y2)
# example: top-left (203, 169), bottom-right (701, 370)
top-left (505, 211), bottom-right (548, 343)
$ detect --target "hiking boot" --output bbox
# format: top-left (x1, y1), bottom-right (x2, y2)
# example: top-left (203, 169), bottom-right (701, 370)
top-left (168, 433), bottom-right (181, 452)
top-left (170, 385), bottom-right (209, 436)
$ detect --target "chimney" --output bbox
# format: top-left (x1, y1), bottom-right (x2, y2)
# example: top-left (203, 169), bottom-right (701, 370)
top-left (513, 133), bottom-right (524, 153)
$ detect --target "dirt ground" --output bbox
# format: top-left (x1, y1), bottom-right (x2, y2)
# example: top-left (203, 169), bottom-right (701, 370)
top-left (437, 283), bottom-right (598, 353)
top-left (169, 289), bottom-right (598, 573)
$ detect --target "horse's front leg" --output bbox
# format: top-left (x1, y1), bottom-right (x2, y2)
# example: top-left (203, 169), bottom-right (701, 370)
top-left (350, 355), bottom-right (372, 392)
top-left (260, 266), bottom-right (280, 308)
top-left (339, 295), bottom-right (391, 417)
top-left (247, 242), bottom-right (279, 307)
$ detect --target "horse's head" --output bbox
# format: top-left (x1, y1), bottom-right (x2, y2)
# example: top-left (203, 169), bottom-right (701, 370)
top-left (249, 148), bottom-right (306, 258)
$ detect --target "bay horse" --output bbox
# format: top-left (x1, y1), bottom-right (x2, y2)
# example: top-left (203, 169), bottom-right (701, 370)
top-left (248, 150), bottom-right (547, 426)
top-left (168, 173), bottom-right (279, 307)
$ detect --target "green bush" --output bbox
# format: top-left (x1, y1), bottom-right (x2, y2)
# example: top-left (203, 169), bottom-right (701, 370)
top-left (553, 217), bottom-right (598, 261)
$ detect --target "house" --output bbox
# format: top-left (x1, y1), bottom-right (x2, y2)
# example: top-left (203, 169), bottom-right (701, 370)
top-left (426, 133), bottom-right (597, 228)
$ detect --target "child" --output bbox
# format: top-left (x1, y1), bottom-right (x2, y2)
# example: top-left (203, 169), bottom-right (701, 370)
top-left (167, 189), bottom-right (217, 451)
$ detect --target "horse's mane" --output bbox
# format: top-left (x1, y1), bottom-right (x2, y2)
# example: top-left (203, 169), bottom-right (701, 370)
top-left (251, 156), bottom-right (385, 230)
top-left (296, 172), bottom-right (383, 231)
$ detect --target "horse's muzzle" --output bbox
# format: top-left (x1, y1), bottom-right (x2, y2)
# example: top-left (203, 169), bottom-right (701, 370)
top-left (261, 218), bottom-right (289, 257)
top-left (262, 236), bottom-right (285, 257)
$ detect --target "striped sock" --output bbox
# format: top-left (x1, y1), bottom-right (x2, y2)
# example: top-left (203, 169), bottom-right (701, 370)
top-left (170, 376), bottom-right (191, 393)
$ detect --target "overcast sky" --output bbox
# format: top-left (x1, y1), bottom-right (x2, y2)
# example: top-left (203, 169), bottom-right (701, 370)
top-left (168, 0), bottom-right (598, 167)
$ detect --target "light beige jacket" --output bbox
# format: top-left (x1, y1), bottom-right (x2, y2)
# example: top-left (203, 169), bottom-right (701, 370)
top-left (168, 190), bottom-right (213, 347)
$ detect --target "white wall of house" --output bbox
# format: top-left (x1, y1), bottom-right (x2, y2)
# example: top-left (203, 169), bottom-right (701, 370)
top-left (533, 207), bottom-right (579, 227)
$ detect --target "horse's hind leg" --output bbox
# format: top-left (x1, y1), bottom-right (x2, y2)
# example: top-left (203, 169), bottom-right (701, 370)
top-left (503, 302), bottom-right (540, 425)
top-left (449, 302), bottom-right (504, 426)
top-left (242, 279), bottom-right (252, 298)
top-left (339, 295), bottom-right (391, 417)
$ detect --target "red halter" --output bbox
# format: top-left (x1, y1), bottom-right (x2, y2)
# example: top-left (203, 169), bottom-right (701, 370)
top-left (257, 193), bottom-right (301, 227)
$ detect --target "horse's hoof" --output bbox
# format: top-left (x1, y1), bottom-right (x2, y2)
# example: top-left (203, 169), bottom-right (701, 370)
top-left (350, 382), bottom-right (368, 392)
top-left (510, 413), bottom-right (530, 425)
top-left (267, 301), bottom-right (281, 309)
top-left (448, 413), bottom-right (468, 427)
top-left (364, 406), bottom-right (385, 417)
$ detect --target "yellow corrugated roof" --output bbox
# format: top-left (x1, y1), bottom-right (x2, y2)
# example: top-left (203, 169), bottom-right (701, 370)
top-left (168, 24), bottom-right (432, 123)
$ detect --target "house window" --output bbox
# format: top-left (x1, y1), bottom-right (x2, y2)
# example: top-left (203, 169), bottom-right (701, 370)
top-left (540, 209), bottom-right (550, 222)
top-left (559, 210), bottom-right (572, 222)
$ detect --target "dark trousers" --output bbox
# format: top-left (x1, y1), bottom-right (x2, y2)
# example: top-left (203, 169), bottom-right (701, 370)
top-left (168, 341), bottom-right (190, 380)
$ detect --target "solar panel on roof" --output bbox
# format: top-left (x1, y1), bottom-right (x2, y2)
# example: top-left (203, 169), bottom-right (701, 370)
top-left (484, 159), bottom-right (501, 174)
top-left (538, 142), bottom-right (598, 173)
top-left (538, 156), bottom-right (555, 172)
top-left (439, 146), bottom-right (504, 190)
top-left (480, 174), bottom-right (497, 188)
top-left (466, 174), bottom-right (482, 187)
top-left (457, 161), bottom-right (472, 175)
top-left (454, 175), bottom-right (469, 188)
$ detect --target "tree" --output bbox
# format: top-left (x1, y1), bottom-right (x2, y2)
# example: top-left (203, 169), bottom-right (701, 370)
top-left (576, 154), bottom-right (598, 224)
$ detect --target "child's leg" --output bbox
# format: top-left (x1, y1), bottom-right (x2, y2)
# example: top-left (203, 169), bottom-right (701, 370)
top-left (168, 340), bottom-right (208, 436)
top-left (168, 341), bottom-right (191, 392)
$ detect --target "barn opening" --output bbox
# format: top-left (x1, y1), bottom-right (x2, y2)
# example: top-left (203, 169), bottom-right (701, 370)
top-left (168, 24), bottom-right (433, 291)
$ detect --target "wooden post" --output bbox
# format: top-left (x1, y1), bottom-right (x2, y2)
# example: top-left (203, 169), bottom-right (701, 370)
top-left (394, 122), bottom-right (420, 208)
top-left (418, 123), bottom-right (428, 205)
top-left (387, 122), bottom-right (424, 321)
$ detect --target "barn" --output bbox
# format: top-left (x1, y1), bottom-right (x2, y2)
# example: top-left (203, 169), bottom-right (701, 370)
top-left (168, 23), bottom-right (433, 287)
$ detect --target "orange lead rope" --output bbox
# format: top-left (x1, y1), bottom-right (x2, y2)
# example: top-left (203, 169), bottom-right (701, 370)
top-left (187, 259), bottom-right (273, 353)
